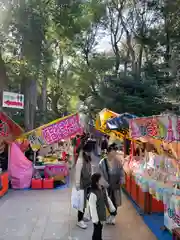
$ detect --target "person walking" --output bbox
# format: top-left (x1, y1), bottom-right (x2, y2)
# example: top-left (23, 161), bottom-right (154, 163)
top-left (101, 136), bottom-right (108, 154)
top-left (89, 173), bottom-right (116, 240)
top-left (99, 144), bottom-right (124, 225)
top-left (75, 142), bottom-right (92, 229)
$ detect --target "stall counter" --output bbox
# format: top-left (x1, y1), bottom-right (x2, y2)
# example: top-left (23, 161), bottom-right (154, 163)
top-left (123, 173), bottom-right (164, 214)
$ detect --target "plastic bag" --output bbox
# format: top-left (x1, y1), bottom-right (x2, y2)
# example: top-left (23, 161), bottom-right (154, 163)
top-left (71, 188), bottom-right (84, 212)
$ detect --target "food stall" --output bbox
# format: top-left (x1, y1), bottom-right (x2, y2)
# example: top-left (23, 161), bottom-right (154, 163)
top-left (95, 111), bottom-right (179, 217)
top-left (104, 113), bottom-right (155, 213)
top-left (0, 112), bottom-right (24, 196)
top-left (129, 114), bottom-right (180, 232)
top-left (16, 113), bottom-right (83, 189)
top-left (95, 110), bottom-right (180, 237)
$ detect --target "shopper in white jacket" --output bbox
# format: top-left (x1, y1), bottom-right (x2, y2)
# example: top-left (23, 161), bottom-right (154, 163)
top-left (89, 173), bottom-right (116, 240)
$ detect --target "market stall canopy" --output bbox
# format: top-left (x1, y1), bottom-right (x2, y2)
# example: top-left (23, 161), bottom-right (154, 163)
top-left (95, 109), bottom-right (137, 140)
top-left (95, 108), bottom-right (125, 139)
top-left (129, 114), bottom-right (180, 159)
top-left (106, 113), bottom-right (137, 131)
top-left (129, 114), bottom-right (179, 141)
top-left (0, 112), bottom-right (23, 142)
top-left (16, 113), bottom-right (82, 150)
top-left (95, 108), bottom-right (119, 129)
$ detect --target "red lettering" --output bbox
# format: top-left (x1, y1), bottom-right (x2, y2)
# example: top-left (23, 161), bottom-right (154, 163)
top-left (166, 117), bottom-right (174, 142)
top-left (176, 118), bottom-right (180, 140)
top-left (174, 215), bottom-right (180, 226)
top-left (146, 119), bottom-right (158, 137)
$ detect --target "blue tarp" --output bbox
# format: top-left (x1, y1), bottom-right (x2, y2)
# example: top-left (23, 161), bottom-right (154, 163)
top-left (106, 113), bottom-right (137, 131)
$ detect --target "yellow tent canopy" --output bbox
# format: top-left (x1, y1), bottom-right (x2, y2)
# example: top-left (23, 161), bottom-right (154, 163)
top-left (95, 108), bottom-right (133, 140)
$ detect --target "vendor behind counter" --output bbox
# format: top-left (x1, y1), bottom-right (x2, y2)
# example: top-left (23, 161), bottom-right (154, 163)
top-left (25, 144), bottom-right (39, 163)
top-left (0, 142), bottom-right (9, 190)
top-left (0, 143), bottom-right (8, 172)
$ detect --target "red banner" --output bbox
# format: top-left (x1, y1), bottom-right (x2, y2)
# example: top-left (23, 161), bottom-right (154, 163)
top-left (0, 112), bottom-right (23, 141)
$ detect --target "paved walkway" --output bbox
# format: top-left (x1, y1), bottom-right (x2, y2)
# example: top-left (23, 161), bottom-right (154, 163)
top-left (0, 152), bottom-right (157, 239)
top-left (0, 189), bottom-right (156, 240)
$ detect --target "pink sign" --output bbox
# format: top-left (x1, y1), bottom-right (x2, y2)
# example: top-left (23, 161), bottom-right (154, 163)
top-left (42, 113), bottom-right (82, 145)
top-left (44, 164), bottom-right (68, 178)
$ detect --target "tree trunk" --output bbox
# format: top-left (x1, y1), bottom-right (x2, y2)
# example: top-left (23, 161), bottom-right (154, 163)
top-left (126, 32), bottom-right (136, 75)
top-left (124, 49), bottom-right (130, 77)
top-left (29, 79), bottom-right (37, 129)
top-left (0, 51), bottom-right (8, 110)
top-left (137, 44), bottom-right (144, 78)
top-left (23, 81), bottom-right (31, 131)
top-left (42, 77), bottom-right (47, 113)
top-left (164, 3), bottom-right (171, 77)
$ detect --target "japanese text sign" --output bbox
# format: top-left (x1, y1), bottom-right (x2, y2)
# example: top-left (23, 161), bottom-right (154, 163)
top-left (17, 113), bottom-right (82, 147)
top-left (42, 113), bottom-right (82, 144)
top-left (129, 115), bottom-right (180, 142)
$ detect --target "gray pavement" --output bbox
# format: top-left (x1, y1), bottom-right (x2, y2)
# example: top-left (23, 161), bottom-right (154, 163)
top-left (0, 189), bottom-right (156, 240)
top-left (0, 152), bottom-right (156, 240)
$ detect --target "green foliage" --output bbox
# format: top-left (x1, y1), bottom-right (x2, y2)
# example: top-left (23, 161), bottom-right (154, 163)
top-left (1, 0), bottom-right (180, 129)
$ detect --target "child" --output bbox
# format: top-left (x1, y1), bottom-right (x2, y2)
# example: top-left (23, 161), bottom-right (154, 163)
top-left (89, 173), bottom-right (116, 240)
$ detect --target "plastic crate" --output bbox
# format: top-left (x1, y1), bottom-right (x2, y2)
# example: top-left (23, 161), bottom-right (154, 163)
top-left (31, 178), bottom-right (42, 189)
top-left (43, 178), bottom-right (54, 189)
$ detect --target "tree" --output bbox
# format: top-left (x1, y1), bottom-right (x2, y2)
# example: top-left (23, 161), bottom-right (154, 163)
top-left (1, 0), bottom-right (180, 130)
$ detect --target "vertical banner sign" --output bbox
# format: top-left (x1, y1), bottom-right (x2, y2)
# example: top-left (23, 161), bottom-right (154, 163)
top-left (42, 113), bottom-right (82, 145)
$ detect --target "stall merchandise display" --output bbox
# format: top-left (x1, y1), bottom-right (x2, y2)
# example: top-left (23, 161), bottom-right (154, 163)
top-left (14, 113), bottom-right (83, 190)
top-left (122, 143), bottom-right (180, 218)
top-left (95, 110), bottom-right (180, 234)
top-left (128, 114), bottom-right (180, 232)
top-left (0, 112), bottom-right (24, 195)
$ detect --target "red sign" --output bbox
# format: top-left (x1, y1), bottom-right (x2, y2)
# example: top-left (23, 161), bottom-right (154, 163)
top-left (4, 100), bottom-right (23, 107)
top-left (0, 112), bottom-right (23, 141)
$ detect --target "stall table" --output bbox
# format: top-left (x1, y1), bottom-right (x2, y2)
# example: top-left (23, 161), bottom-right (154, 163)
top-left (33, 163), bottom-right (68, 189)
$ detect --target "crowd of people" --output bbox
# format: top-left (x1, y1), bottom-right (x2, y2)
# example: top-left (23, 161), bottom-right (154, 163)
top-left (74, 133), bottom-right (124, 240)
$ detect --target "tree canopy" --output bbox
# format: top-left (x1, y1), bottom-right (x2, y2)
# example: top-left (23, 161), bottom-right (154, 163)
top-left (0, 0), bottom-right (180, 129)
